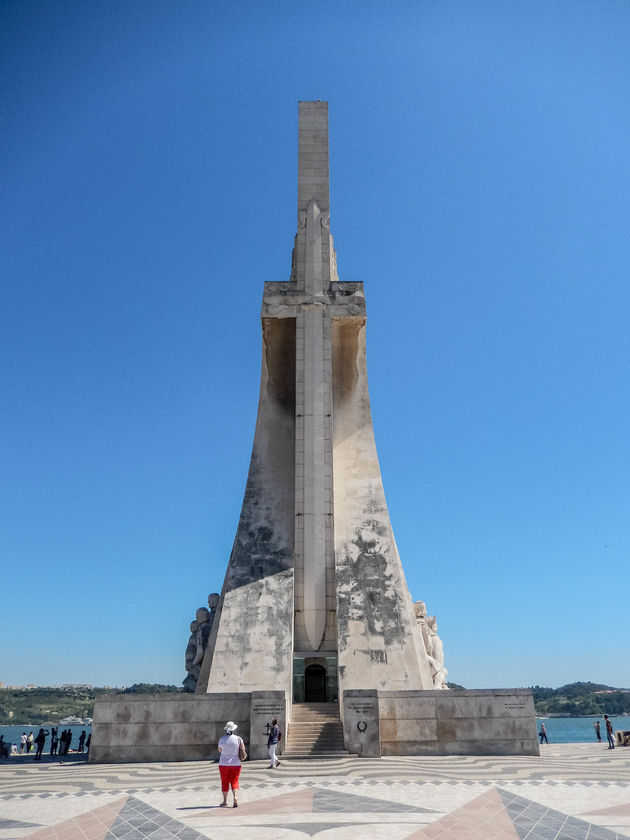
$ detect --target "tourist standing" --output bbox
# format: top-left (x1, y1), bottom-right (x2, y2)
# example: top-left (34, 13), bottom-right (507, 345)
top-left (593, 721), bottom-right (601, 742)
top-left (19, 733), bottom-right (27, 754)
top-left (85, 733), bottom-right (91, 753)
top-left (34, 728), bottom-right (49, 760)
top-left (27, 732), bottom-right (34, 753)
top-left (603, 714), bottom-right (615, 749)
top-left (267, 718), bottom-right (281, 768)
top-left (539, 723), bottom-right (548, 744)
top-left (217, 721), bottom-right (245, 808)
top-left (78, 730), bottom-right (86, 753)
top-left (50, 727), bottom-right (59, 755)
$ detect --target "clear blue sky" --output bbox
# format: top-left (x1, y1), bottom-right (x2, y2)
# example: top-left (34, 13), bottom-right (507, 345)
top-left (2, 1), bottom-right (629, 690)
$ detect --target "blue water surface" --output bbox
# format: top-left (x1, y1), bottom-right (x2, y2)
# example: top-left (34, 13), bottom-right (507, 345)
top-left (0, 724), bottom-right (91, 753)
top-left (1, 716), bottom-right (627, 752)
top-left (535, 716), bottom-right (628, 743)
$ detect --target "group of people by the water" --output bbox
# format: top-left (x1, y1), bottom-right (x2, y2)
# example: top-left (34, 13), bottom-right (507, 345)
top-left (13, 727), bottom-right (90, 758)
top-left (539, 715), bottom-right (621, 748)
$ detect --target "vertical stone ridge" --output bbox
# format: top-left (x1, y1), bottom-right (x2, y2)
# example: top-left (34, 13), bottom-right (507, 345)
top-left (295, 101), bottom-right (331, 652)
top-left (298, 101), bottom-right (329, 217)
top-left (293, 101), bottom-right (331, 290)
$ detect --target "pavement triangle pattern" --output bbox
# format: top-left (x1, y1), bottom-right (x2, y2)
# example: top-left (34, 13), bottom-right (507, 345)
top-left (404, 787), bottom-right (520, 839)
top-left (106, 795), bottom-right (209, 839)
top-left (194, 787), bottom-right (315, 818)
top-left (23, 796), bottom-right (128, 840)
top-left (312, 787), bottom-right (438, 813)
top-left (496, 787), bottom-right (626, 839)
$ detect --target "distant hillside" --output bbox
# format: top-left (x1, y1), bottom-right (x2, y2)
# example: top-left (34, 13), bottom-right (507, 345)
top-left (0, 684), bottom-right (181, 725)
top-left (4, 680), bottom-right (629, 723)
top-left (532, 682), bottom-right (630, 716)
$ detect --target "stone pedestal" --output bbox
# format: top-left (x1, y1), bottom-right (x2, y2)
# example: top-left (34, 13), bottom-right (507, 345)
top-left (90, 692), bottom-right (251, 764)
top-left (342, 689), bottom-right (380, 757)
top-left (249, 690), bottom-right (287, 761)
top-left (340, 688), bottom-right (539, 758)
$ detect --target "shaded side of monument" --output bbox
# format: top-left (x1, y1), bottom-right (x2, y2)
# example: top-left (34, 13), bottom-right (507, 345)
top-left (90, 102), bottom-right (538, 763)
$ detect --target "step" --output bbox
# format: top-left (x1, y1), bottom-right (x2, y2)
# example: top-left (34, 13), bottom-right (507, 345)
top-left (288, 725), bottom-right (343, 731)
top-left (286, 702), bottom-right (346, 757)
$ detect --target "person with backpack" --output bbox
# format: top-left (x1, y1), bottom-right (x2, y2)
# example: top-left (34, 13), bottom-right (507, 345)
top-left (217, 721), bottom-right (246, 808)
top-left (267, 718), bottom-right (281, 768)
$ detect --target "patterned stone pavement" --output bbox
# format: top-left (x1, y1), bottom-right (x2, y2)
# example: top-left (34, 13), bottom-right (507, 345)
top-left (1, 743), bottom-right (630, 839)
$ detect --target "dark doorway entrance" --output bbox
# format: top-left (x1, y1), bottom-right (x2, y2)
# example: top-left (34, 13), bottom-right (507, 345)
top-left (305, 664), bottom-right (326, 702)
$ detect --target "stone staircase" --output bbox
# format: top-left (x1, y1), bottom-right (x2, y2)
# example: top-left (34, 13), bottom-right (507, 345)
top-left (282, 702), bottom-right (352, 758)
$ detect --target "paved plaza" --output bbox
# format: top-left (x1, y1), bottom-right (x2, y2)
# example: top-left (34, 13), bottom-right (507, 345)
top-left (1, 743), bottom-right (630, 839)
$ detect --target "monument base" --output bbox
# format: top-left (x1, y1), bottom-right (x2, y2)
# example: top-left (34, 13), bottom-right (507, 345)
top-left (91, 687), bottom-right (538, 763)
top-left (343, 688), bottom-right (539, 757)
top-left (90, 690), bottom-right (287, 764)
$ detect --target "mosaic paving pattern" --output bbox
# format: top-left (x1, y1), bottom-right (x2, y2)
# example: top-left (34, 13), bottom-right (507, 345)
top-left (1, 744), bottom-right (629, 840)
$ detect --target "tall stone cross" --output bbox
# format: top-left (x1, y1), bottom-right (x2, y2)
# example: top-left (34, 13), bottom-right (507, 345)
top-left (198, 102), bottom-right (433, 700)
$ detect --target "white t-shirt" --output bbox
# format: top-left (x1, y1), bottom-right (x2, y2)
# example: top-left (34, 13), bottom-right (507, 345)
top-left (218, 733), bottom-right (242, 766)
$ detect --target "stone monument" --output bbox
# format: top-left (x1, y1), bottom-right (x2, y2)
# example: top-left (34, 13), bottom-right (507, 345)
top-left (196, 101), bottom-right (434, 703)
top-left (90, 102), bottom-right (538, 762)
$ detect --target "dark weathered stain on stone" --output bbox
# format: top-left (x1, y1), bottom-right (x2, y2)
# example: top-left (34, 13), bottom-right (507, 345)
top-left (336, 518), bottom-right (408, 653)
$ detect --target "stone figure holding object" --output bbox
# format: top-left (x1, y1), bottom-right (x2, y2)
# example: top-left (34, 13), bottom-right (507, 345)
top-left (414, 602), bottom-right (449, 690)
top-left (182, 620), bottom-right (200, 693)
top-left (183, 592), bottom-right (221, 692)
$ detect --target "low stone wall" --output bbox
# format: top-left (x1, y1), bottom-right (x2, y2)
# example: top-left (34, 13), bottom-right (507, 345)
top-left (90, 692), bottom-right (251, 764)
top-left (343, 688), bottom-right (539, 757)
top-left (90, 690), bottom-right (288, 764)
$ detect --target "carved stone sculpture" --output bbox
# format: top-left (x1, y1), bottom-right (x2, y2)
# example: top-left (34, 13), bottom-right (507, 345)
top-left (182, 620), bottom-right (200, 693)
top-left (427, 654), bottom-right (448, 689)
top-left (414, 601), bottom-right (449, 690)
top-left (426, 616), bottom-right (448, 690)
top-left (182, 593), bottom-right (220, 692)
top-left (413, 600), bottom-right (433, 658)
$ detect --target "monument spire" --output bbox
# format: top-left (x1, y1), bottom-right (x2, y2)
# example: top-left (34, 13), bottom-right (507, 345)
top-left (295, 101), bottom-right (332, 652)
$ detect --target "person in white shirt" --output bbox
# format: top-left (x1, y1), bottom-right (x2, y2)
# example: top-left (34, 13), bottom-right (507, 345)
top-left (217, 721), bottom-right (245, 807)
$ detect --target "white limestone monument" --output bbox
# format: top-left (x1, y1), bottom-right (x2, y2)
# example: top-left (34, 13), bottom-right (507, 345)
top-left (90, 103), bottom-right (538, 762)
top-left (195, 101), bottom-right (436, 703)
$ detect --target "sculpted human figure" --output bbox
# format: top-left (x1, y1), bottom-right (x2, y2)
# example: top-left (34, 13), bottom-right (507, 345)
top-left (183, 594), bottom-right (221, 691)
top-left (413, 600), bottom-right (433, 657)
top-left (413, 601), bottom-right (449, 689)
top-left (195, 607), bottom-right (212, 666)
top-left (183, 620), bottom-right (200, 693)
top-left (426, 616), bottom-right (449, 690)
top-left (427, 654), bottom-right (448, 689)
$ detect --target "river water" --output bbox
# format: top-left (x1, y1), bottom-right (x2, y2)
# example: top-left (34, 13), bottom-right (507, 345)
top-left (0, 724), bottom-right (91, 754)
top-left (2, 716), bottom-right (628, 751)
top-left (535, 716), bottom-right (629, 743)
